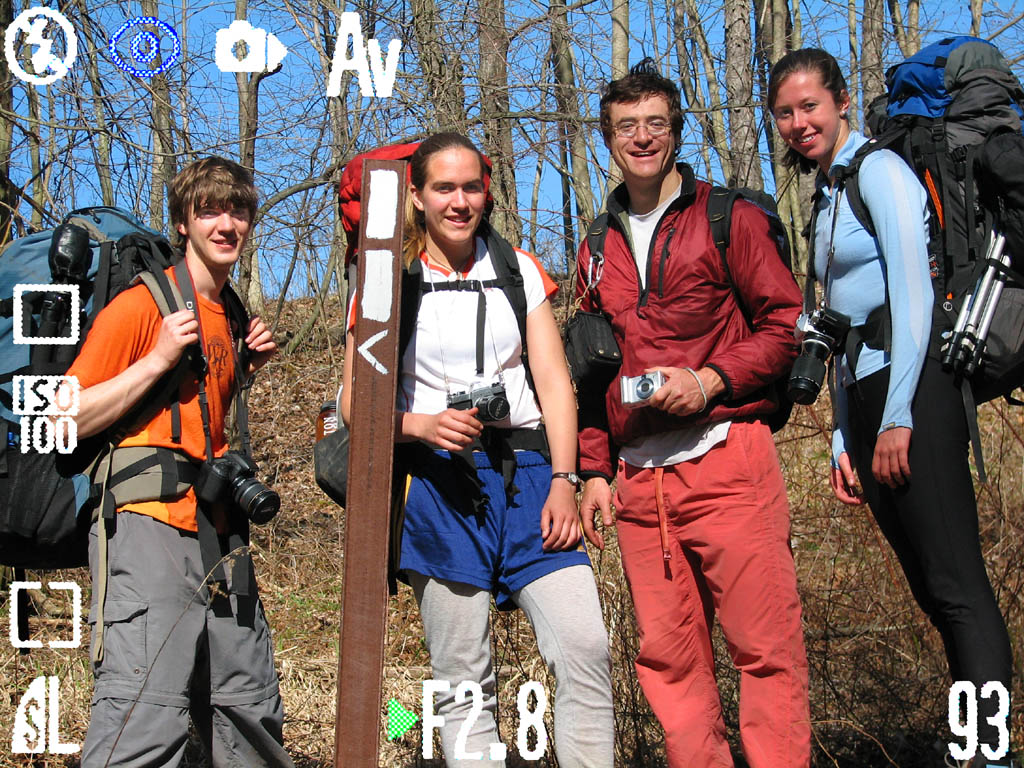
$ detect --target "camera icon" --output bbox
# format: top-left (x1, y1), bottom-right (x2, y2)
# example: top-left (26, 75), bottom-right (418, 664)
top-left (215, 20), bottom-right (287, 73)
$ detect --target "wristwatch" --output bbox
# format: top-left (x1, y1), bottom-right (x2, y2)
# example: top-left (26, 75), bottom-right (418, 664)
top-left (551, 472), bottom-right (580, 487)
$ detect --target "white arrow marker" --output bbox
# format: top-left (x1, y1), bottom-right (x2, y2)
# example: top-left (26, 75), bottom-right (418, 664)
top-left (358, 329), bottom-right (389, 374)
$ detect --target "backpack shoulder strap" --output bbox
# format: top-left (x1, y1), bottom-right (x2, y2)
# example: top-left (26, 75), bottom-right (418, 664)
top-left (584, 213), bottom-right (610, 311)
top-left (483, 224), bottom-right (535, 396)
top-left (706, 186), bottom-right (739, 281)
top-left (398, 256), bottom-right (423, 362)
top-left (839, 135), bottom-right (902, 240)
top-left (126, 269), bottom-right (192, 445)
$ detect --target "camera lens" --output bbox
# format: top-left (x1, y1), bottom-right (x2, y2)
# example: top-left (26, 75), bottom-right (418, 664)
top-left (635, 376), bottom-right (655, 399)
top-left (478, 394), bottom-right (511, 422)
top-left (787, 354), bottom-right (827, 405)
top-left (233, 477), bottom-right (281, 524)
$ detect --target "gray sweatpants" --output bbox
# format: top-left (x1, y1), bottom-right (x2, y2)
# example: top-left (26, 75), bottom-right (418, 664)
top-left (411, 564), bottom-right (614, 767)
top-left (82, 511), bottom-right (293, 768)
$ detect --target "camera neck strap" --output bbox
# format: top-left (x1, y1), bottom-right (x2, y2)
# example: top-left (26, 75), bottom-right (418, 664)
top-left (421, 263), bottom-right (508, 393)
top-left (821, 183), bottom-right (845, 309)
top-left (173, 258), bottom-right (252, 598)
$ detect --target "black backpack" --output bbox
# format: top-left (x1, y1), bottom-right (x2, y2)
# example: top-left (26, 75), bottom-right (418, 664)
top-left (581, 186), bottom-right (797, 433)
top-left (0, 207), bottom-right (249, 570)
top-left (830, 36), bottom-right (1024, 479)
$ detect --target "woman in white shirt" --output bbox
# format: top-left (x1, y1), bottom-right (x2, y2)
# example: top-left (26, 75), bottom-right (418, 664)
top-left (342, 133), bottom-right (613, 767)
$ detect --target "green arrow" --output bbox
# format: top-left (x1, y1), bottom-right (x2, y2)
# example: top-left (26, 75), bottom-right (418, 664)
top-left (386, 698), bottom-right (419, 740)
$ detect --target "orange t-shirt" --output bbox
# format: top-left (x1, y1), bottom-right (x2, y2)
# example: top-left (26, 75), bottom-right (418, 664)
top-left (66, 268), bottom-right (236, 531)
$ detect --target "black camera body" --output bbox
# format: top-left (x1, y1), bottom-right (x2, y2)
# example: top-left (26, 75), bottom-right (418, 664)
top-left (787, 307), bottom-right (851, 405)
top-left (196, 451), bottom-right (280, 524)
top-left (447, 383), bottom-right (511, 422)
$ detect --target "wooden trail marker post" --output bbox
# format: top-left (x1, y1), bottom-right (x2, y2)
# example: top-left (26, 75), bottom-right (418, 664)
top-left (333, 158), bottom-right (406, 767)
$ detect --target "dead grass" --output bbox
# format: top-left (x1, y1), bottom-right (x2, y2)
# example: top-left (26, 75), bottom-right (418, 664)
top-left (1, 295), bottom-right (1021, 767)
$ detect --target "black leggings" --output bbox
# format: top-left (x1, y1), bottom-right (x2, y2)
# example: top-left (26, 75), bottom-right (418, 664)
top-left (846, 357), bottom-right (1012, 739)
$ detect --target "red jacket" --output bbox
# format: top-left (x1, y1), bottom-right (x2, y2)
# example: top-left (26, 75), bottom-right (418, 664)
top-left (575, 165), bottom-right (801, 479)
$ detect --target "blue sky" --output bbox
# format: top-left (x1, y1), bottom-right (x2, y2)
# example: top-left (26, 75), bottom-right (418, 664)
top-left (4, 0), bottom-right (1023, 289)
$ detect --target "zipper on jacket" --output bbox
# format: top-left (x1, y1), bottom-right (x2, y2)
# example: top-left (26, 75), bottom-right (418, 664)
top-left (657, 227), bottom-right (676, 298)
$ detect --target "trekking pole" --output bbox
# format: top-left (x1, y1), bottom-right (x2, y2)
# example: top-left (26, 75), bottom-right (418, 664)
top-left (965, 231), bottom-right (1009, 378)
top-left (944, 230), bottom-right (1003, 376)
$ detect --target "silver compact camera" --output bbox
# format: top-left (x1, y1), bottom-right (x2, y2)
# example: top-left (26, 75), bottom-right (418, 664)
top-left (620, 371), bottom-right (666, 408)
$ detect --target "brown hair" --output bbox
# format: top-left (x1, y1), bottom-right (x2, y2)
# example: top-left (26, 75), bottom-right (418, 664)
top-left (403, 133), bottom-right (488, 265)
top-left (168, 156), bottom-right (259, 248)
top-left (768, 48), bottom-right (850, 174)
top-left (599, 58), bottom-right (683, 156)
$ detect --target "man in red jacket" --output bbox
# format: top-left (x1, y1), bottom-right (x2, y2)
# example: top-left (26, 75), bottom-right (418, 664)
top-left (576, 59), bottom-right (810, 768)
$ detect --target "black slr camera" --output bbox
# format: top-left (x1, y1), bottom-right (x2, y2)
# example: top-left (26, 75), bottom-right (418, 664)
top-left (196, 451), bottom-right (281, 524)
top-left (787, 307), bottom-right (851, 405)
top-left (447, 383), bottom-right (511, 422)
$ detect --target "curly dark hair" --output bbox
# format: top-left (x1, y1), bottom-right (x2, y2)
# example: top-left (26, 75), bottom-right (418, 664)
top-left (599, 58), bottom-right (684, 156)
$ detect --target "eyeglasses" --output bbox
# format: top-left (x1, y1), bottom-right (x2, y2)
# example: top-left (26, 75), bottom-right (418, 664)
top-left (613, 119), bottom-right (671, 138)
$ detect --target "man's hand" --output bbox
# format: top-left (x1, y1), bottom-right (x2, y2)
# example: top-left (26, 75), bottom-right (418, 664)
top-left (872, 426), bottom-right (912, 488)
top-left (830, 452), bottom-right (865, 505)
top-left (645, 366), bottom-right (725, 417)
top-left (149, 309), bottom-right (199, 373)
top-left (541, 481), bottom-right (581, 551)
top-left (245, 316), bottom-right (277, 374)
top-left (580, 477), bottom-right (614, 550)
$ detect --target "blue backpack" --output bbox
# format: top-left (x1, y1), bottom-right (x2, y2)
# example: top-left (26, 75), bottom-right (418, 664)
top-left (0, 207), bottom-right (180, 569)
top-left (832, 36), bottom-right (1024, 479)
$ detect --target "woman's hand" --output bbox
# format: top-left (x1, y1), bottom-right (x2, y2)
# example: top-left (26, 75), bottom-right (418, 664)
top-left (407, 407), bottom-right (482, 451)
top-left (541, 479), bottom-right (581, 551)
top-left (872, 426), bottom-right (912, 488)
top-left (580, 477), bottom-right (615, 550)
top-left (830, 452), bottom-right (865, 505)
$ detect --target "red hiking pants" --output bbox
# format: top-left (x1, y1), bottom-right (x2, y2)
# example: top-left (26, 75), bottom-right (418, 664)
top-left (613, 420), bottom-right (811, 768)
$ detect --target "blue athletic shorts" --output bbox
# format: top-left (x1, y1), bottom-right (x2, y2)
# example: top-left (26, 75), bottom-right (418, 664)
top-left (397, 448), bottom-right (591, 610)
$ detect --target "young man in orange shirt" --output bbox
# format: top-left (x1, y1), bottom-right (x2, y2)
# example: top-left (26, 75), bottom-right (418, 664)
top-left (68, 157), bottom-right (292, 767)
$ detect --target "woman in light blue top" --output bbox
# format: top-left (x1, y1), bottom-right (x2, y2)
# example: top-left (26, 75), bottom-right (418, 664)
top-left (769, 49), bottom-right (1014, 767)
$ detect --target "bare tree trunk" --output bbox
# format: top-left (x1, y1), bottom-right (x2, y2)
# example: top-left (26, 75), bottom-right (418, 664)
top-left (550, 0), bottom-right (594, 231)
top-left (25, 81), bottom-right (43, 231)
top-left (862, 0), bottom-right (886, 108)
top-left (672, 0), bottom-right (713, 179)
top-left (906, 0), bottom-right (920, 52)
top-left (725, 0), bottom-right (760, 188)
top-left (479, 0), bottom-right (521, 243)
top-left (970, 0), bottom-right (983, 36)
top-left (141, 0), bottom-right (176, 231)
top-left (77, 1), bottom-right (114, 206)
top-left (847, 0), bottom-right (861, 133)
top-left (0, 0), bottom-right (15, 242)
top-left (411, 0), bottom-right (466, 129)
top-left (887, 0), bottom-right (910, 57)
top-left (232, 0), bottom-right (269, 314)
top-left (611, 0), bottom-right (629, 80)
top-left (761, 0), bottom-right (810, 273)
top-left (608, 0), bottom-right (629, 189)
top-left (683, 0), bottom-right (732, 182)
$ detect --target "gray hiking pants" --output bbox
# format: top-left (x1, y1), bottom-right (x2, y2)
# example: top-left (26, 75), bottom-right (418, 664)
top-left (82, 511), bottom-right (293, 768)
top-left (410, 564), bottom-right (615, 767)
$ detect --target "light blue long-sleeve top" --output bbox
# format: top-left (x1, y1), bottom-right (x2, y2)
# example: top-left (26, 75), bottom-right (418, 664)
top-left (812, 131), bottom-right (933, 464)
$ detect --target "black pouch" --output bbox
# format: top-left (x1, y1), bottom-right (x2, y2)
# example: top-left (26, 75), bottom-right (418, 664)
top-left (564, 309), bottom-right (622, 391)
top-left (314, 424), bottom-right (350, 506)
